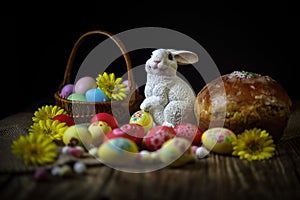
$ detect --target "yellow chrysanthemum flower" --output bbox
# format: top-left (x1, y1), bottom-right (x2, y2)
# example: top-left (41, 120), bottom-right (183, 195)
top-left (32, 105), bottom-right (67, 123)
top-left (29, 119), bottom-right (68, 141)
top-left (11, 133), bottom-right (58, 166)
top-left (96, 72), bottom-right (128, 100)
top-left (232, 128), bottom-right (276, 161)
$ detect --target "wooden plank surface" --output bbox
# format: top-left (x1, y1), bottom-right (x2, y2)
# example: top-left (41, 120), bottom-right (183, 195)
top-left (0, 101), bottom-right (300, 200)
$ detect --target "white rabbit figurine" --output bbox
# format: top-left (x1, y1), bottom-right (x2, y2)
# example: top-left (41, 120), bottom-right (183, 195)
top-left (140, 48), bottom-right (199, 127)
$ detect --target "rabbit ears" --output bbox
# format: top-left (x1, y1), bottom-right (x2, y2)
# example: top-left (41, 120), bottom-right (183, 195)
top-left (168, 49), bottom-right (199, 65)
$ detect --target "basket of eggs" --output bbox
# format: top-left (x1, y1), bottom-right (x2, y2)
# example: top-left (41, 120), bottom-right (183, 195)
top-left (54, 30), bottom-right (144, 125)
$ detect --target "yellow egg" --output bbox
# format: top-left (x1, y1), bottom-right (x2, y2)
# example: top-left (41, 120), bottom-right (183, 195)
top-left (129, 110), bottom-right (153, 133)
top-left (159, 137), bottom-right (195, 167)
top-left (63, 125), bottom-right (93, 148)
top-left (201, 127), bottom-right (237, 154)
top-left (97, 138), bottom-right (139, 167)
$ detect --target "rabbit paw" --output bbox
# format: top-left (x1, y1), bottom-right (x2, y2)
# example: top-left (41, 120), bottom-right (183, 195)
top-left (140, 100), bottom-right (151, 111)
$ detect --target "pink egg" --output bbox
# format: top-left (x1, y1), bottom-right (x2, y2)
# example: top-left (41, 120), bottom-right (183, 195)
top-left (74, 76), bottom-right (97, 95)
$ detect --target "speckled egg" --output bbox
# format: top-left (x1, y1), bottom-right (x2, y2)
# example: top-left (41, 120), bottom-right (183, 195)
top-left (159, 137), bottom-right (195, 167)
top-left (63, 125), bottom-right (93, 148)
top-left (143, 125), bottom-right (176, 151)
top-left (97, 138), bottom-right (139, 166)
top-left (201, 127), bottom-right (237, 154)
top-left (90, 112), bottom-right (119, 129)
top-left (67, 93), bottom-right (87, 102)
top-left (74, 76), bottom-right (97, 95)
top-left (59, 84), bottom-right (74, 99)
top-left (85, 88), bottom-right (110, 102)
top-left (173, 123), bottom-right (203, 145)
top-left (119, 123), bottom-right (145, 145)
top-left (129, 110), bottom-right (153, 133)
top-left (88, 121), bottom-right (112, 146)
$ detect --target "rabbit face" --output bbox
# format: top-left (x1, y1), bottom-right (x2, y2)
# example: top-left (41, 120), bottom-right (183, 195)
top-left (145, 49), bottom-right (178, 76)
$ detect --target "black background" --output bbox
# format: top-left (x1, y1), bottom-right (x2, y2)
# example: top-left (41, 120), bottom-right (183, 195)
top-left (1, 2), bottom-right (298, 119)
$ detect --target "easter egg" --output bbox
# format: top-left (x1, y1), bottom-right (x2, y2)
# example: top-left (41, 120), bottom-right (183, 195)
top-left (119, 124), bottom-right (145, 145)
top-left (97, 138), bottom-right (139, 166)
top-left (52, 114), bottom-right (75, 126)
top-left (74, 76), bottom-right (97, 95)
top-left (143, 125), bottom-right (176, 151)
top-left (173, 123), bottom-right (202, 145)
top-left (85, 88), bottom-right (110, 102)
top-left (201, 127), bottom-right (237, 154)
top-left (63, 125), bottom-right (93, 148)
top-left (59, 84), bottom-right (74, 99)
top-left (67, 93), bottom-right (87, 102)
top-left (88, 121), bottom-right (112, 146)
top-left (104, 124), bottom-right (145, 145)
top-left (159, 137), bottom-right (195, 167)
top-left (90, 112), bottom-right (119, 129)
top-left (129, 110), bottom-right (153, 133)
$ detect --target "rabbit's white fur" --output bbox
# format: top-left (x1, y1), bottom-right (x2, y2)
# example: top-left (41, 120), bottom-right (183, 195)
top-left (140, 48), bottom-right (199, 127)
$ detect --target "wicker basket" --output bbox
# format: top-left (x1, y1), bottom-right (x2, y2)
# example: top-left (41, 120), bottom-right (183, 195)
top-left (54, 30), bottom-right (144, 125)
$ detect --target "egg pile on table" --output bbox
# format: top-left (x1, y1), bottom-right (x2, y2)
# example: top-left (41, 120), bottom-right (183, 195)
top-left (58, 107), bottom-right (238, 169)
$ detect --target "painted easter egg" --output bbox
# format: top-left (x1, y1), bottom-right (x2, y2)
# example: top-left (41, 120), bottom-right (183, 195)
top-left (159, 137), bottom-right (195, 167)
top-left (88, 121), bottom-right (112, 146)
top-left (119, 123), bottom-right (145, 145)
top-left (67, 93), bottom-right (87, 102)
top-left (129, 110), bottom-right (153, 133)
top-left (85, 88), bottom-right (110, 102)
top-left (173, 123), bottom-right (202, 145)
top-left (63, 125), bottom-right (93, 148)
top-left (90, 112), bottom-right (119, 129)
top-left (143, 125), bottom-right (176, 151)
top-left (201, 127), bottom-right (237, 154)
top-left (59, 84), bottom-right (74, 99)
top-left (74, 76), bottom-right (97, 95)
top-left (97, 138), bottom-right (139, 166)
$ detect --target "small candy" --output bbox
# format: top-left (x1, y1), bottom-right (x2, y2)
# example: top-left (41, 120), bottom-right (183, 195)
top-left (57, 165), bottom-right (73, 177)
top-left (68, 147), bottom-right (84, 158)
top-left (62, 146), bottom-right (71, 154)
top-left (73, 162), bottom-right (87, 174)
top-left (195, 146), bottom-right (210, 159)
top-left (59, 84), bottom-right (74, 99)
top-left (201, 127), bottom-right (237, 154)
top-left (143, 125), bottom-right (176, 151)
top-left (51, 166), bottom-right (61, 176)
top-left (34, 167), bottom-right (48, 181)
top-left (97, 138), bottom-right (139, 166)
top-left (191, 146), bottom-right (198, 154)
top-left (129, 110), bottom-right (153, 133)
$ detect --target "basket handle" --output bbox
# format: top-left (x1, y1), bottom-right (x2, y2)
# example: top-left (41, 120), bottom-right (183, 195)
top-left (60, 30), bottom-right (135, 91)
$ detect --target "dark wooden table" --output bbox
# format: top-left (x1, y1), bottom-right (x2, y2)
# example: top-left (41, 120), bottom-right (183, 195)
top-left (1, 101), bottom-right (300, 200)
